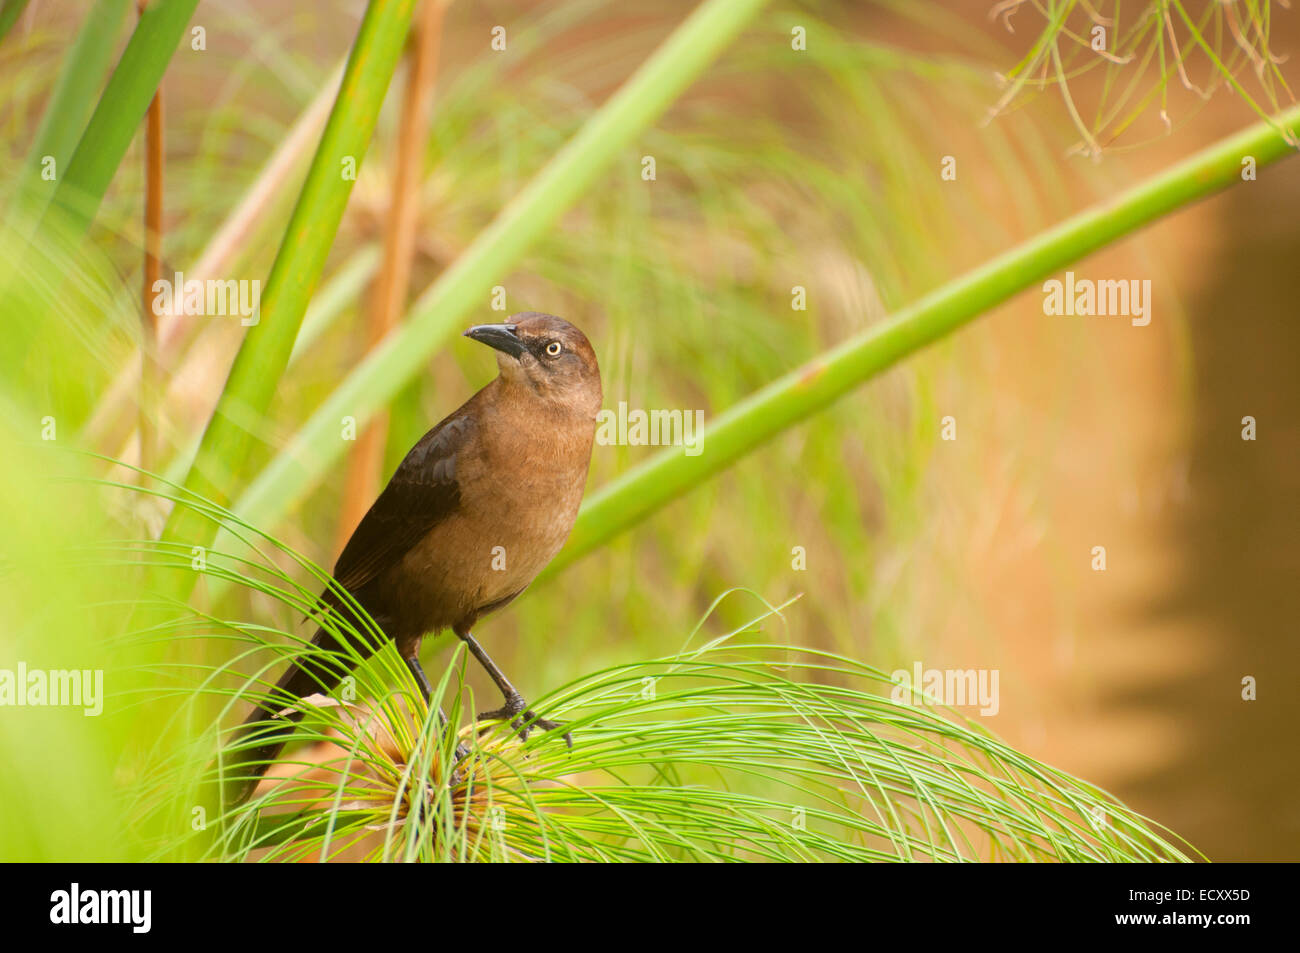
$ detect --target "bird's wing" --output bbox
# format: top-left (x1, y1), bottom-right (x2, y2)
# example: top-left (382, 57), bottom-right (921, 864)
top-left (327, 412), bottom-right (476, 599)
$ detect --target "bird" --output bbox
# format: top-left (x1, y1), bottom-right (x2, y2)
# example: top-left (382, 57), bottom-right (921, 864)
top-left (219, 312), bottom-right (602, 805)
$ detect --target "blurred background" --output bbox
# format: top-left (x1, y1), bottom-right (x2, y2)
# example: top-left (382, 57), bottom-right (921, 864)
top-left (1, 0), bottom-right (1296, 860)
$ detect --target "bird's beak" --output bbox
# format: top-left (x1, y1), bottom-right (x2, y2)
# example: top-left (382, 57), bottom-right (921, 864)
top-left (463, 323), bottom-right (526, 360)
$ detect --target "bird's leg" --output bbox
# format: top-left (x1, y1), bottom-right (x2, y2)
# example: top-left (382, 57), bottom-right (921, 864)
top-left (404, 654), bottom-right (433, 702)
top-left (455, 629), bottom-right (572, 747)
top-left (403, 654), bottom-right (470, 768)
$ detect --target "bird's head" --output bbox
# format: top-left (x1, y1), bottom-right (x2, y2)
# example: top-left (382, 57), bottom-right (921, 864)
top-left (463, 312), bottom-right (602, 416)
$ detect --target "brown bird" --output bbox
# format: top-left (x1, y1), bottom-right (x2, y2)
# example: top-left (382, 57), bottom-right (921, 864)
top-left (221, 312), bottom-right (601, 804)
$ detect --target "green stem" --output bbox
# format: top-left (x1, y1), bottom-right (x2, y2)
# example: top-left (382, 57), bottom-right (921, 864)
top-left (544, 103), bottom-right (1300, 575)
top-left (161, 0), bottom-right (418, 557)
top-left (222, 0), bottom-right (771, 546)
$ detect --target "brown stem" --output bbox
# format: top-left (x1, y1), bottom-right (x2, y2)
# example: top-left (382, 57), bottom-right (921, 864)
top-left (139, 0), bottom-right (164, 478)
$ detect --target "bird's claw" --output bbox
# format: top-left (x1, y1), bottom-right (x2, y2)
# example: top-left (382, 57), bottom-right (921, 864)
top-left (514, 713), bottom-right (572, 748)
top-left (477, 693), bottom-right (572, 747)
top-left (504, 711), bottom-right (572, 748)
top-left (446, 741), bottom-right (471, 787)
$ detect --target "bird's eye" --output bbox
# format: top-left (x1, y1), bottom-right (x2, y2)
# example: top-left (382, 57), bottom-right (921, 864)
top-left (545, 340), bottom-right (563, 357)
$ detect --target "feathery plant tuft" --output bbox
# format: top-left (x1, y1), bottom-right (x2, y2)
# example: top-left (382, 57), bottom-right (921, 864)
top-left (990, 0), bottom-right (1297, 153)
top-left (117, 482), bottom-right (1194, 863)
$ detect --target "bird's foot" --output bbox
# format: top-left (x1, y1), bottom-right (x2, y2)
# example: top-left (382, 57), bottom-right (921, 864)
top-left (477, 692), bottom-right (573, 748)
top-left (446, 741), bottom-right (471, 788)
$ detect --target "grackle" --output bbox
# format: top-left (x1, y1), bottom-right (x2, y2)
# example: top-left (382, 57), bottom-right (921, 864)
top-left (221, 312), bottom-right (601, 804)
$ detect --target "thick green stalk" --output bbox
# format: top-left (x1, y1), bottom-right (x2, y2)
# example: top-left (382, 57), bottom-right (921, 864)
top-left (161, 0), bottom-right (417, 553)
top-left (225, 0), bottom-right (770, 540)
top-left (543, 103), bottom-right (1300, 575)
top-left (219, 23), bottom-right (1298, 590)
top-left (40, 0), bottom-right (198, 235)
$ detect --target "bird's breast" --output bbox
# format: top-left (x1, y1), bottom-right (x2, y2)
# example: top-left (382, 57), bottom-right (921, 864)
top-left (394, 416), bottom-right (593, 627)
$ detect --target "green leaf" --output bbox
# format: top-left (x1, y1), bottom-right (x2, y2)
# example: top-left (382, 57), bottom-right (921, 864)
top-left (161, 0), bottom-right (419, 559)
top-left (0, 0), bottom-right (30, 46)
top-left (40, 0), bottom-right (199, 235)
top-left (23, 0), bottom-right (131, 177)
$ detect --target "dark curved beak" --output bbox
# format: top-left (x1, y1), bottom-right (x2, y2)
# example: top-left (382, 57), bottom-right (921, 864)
top-left (463, 323), bottom-right (526, 360)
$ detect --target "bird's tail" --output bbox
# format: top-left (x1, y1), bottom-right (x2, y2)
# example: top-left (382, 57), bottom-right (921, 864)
top-left (211, 621), bottom-right (365, 808)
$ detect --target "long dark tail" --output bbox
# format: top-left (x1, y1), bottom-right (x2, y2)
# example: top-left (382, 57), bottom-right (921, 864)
top-left (213, 618), bottom-right (372, 807)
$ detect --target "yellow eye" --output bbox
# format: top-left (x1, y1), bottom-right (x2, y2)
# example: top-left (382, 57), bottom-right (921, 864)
top-left (545, 341), bottom-right (563, 357)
